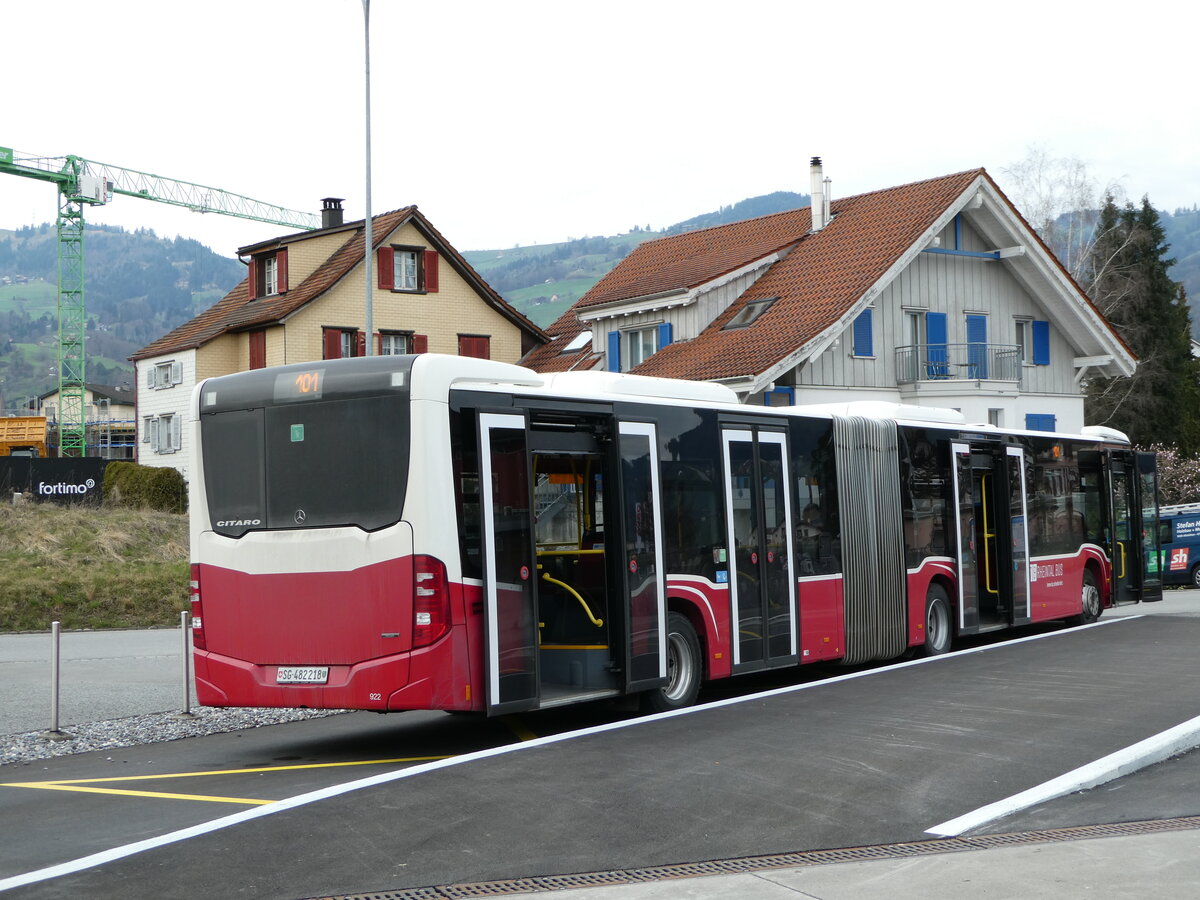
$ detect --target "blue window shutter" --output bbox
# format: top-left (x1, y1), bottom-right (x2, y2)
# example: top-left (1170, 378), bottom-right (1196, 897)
top-left (966, 314), bottom-right (988, 379)
top-left (657, 322), bottom-right (673, 349)
top-left (1032, 320), bottom-right (1050, 365)
top-left (926, 312), bottom-right (948, 377)
top-left (607, 331), bottom-right (621, 372)
top-left (853, 309), bottom-right (873, 357)
top-left (1025, 413), bottom-right (1056, 432)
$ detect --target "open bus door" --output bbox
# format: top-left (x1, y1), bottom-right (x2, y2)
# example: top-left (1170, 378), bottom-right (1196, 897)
top-left (1107, 450), bottom-right (1162, 604)
top-left (478, 411), bottom-right (669, 715)
top-left (951, 442), bottom-right (1031, 634)
top-left (478, 412), bottom-right (540, 715)
top-left (616, 421), bottom-right (668, 694)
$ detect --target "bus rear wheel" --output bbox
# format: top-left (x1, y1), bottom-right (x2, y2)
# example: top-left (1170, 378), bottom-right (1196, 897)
top-left (642, 612), bottom-right (701, 713)
top-left (924, 585), bottom-right (953, 656)
top-left (1068, 569), bottom-right (1102, 626)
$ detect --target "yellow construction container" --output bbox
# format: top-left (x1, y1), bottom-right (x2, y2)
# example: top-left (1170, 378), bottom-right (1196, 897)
top-left (0, 417), bottom-right (48, 457)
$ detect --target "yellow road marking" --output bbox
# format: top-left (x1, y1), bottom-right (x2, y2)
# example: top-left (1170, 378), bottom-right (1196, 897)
top-left (6, 783), bottom-right (273, 806)
top-left (501, 717), bottom-right (539, 742)
top-left (1, 755), bottom-right (450, 806)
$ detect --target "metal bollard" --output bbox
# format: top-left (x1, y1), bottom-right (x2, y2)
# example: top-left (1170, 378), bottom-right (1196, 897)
top-left (42, 621), bottom-right (72, 741)
top-left (177, 610), bottom-right (195, 718)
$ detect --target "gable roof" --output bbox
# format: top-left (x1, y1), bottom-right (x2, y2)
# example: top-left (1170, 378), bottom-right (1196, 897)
top-left (523, 169), bottom-right (1134, 388)
top-left (131, 207), bottom-right (547, 362)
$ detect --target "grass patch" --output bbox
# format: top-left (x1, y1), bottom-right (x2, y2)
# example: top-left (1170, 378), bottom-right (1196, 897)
top-left (0, 503), bottom-right (189, 632)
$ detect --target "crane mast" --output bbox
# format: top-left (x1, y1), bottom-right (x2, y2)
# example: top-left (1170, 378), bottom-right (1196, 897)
top-left (0, 147), bottom-right (320, 456)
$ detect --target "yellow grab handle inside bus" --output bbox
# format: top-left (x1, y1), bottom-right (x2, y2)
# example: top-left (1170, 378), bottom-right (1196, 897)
top-left (540, 572), bottom-right (604, 627)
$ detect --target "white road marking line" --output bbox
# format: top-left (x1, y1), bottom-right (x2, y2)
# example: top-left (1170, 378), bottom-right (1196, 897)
top-left (927, 710), bottom-right (1200, 837)
top-left (0, 616), bottom-right (1137, 893)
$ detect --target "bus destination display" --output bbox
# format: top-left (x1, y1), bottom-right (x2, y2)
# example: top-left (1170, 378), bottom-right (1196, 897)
top-left (273, 368), bottom-right (325, 403)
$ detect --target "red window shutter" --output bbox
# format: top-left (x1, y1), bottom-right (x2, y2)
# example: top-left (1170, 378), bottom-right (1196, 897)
top-left (356, 331), bottom-right (366, 357)
top-left (375, 332), bottom-right (382, 355)
top-left (247, 258), bottom-right (259, 301)
top-left (412, 334), bottom-right (428, 354)
top-left (424, 250), bottom-right (439, 292)
top-left (459, 336), bottom-right (490, 359)
top-left (276, 249), bottom-right (288, 293)
top-left (378, 247), bottom-right (395, 290)
top-left (249, 330), bottom-right (266, 369)
top-left (323, 328), bottom-right (341, 360)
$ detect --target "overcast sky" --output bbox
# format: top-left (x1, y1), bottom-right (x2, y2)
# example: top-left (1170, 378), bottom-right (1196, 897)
top-left (3, 1), bottom-right (1195, 257)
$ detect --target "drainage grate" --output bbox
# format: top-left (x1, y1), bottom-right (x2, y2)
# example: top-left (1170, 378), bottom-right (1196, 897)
top-left (311, 815), bottom-right (1200, 900)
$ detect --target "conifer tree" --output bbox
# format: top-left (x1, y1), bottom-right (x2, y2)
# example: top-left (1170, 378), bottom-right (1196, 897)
top-left (1085, 196), bottom-right (1200, 452)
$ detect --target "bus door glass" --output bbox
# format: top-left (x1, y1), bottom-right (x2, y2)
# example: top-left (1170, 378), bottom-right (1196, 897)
top-left (478, 413), bottom-right (539, 715)
top-left (951, 443), bottom-right (981, 632)
top-left (618, 422), bottom-right (668, 691)
top-left (1007, 446), bottom-right (1032, 624)
top-left (722, 428), bottom-right (797, 670)
top-left (1108, 452), bottom-right (1139, 605)
top-left (1137, 452), bottom-right (1163, 601)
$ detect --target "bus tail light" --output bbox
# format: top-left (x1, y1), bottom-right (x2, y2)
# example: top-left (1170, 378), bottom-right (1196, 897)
top-left (189, 564), bottom-right (207, 651)
top-left (413, 555), bottom-right (450, 647)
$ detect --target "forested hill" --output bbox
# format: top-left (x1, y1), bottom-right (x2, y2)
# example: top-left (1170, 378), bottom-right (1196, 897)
top-left (0, 223), bottom-right (243, 405)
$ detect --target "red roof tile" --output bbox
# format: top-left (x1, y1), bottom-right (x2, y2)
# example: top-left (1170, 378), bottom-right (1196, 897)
top-left (524, 170), bottom-right (989, 378)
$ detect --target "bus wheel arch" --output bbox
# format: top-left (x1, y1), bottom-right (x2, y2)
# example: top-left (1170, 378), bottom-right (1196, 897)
top-left (923, 581), bottom-right (954, 656)
top-left (642, 608), bottom-right (703, 713)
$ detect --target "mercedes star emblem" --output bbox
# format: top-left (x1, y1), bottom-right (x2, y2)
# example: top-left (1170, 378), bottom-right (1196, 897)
top-left (294, 509), bottom-right (307, 524)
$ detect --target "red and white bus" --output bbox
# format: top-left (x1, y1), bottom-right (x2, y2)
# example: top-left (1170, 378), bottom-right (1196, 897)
top-left (188, 354), bottom-right (1161, 716)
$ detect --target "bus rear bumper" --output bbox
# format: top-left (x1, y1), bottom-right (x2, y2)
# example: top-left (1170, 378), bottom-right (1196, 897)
top-left (193, 626), bottom-right (477, 712)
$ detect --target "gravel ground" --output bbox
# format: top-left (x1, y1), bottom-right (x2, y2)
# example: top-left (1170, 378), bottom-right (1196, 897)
top-left (1, 707), bottom-right (347, 767)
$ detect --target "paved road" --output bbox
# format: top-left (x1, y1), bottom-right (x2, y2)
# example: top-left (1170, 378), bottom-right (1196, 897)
top-left (0, 628), bottom-right (194, 735)
top-left (2, 606), bottom-right (1198, 898)
top-left (1, 595), bottom-right (1197, 899)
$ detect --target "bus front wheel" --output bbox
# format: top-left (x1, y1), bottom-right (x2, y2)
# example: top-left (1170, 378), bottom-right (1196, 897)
top-left (1191, 564), bottom-right (1200, 590)
top-left (924, 585), bottom-right (953, 656)
top-left (642, 612), bottom-right (702, 713)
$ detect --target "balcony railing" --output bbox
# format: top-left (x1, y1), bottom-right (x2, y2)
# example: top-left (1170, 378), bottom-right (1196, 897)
top-left (896, 343), bottom-right (1022, 385)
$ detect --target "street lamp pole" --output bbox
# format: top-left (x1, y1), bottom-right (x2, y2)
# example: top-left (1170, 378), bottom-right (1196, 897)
top-left (362, 0), bottom-right (374, 355)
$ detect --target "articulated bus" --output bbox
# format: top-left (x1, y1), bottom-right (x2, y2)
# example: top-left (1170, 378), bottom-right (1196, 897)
top-left (188, 354), bottom-right (1161, 716)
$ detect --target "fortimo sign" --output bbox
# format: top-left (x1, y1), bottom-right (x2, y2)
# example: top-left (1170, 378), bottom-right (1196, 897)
top-left (37, 478), bottom-right (98, 496)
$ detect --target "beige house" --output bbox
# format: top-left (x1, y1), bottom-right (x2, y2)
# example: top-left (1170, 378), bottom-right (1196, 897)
top-left (131, 201), bottom-right (547, 480)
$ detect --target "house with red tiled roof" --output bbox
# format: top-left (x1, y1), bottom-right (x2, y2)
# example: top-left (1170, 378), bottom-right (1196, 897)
top-left (131, 201), bottom-right (547, 479)
top-left (522, 160), bottom-right (1134, 434)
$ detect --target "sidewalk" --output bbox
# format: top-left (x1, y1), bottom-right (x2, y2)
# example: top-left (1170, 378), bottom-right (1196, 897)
top-left (492, 828), bottom-right (1200, 899)
top-left (0, 628), bottom-right (193, 735)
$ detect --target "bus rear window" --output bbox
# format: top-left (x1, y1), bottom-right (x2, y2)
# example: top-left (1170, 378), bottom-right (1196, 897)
top-left (203, 394), bottom-right (409, 536)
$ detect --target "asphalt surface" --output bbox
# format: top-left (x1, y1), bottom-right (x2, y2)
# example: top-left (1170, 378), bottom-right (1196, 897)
top-left (2, 596), bottom-right (1199, 898)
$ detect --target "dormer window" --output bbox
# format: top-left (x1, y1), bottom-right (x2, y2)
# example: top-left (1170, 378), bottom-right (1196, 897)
top-left (378, 246), bottom-right (440, 293)
top-left (723, 297), bottom-right (777, 329)
top-left (247, 249), bottom-right (288, 300)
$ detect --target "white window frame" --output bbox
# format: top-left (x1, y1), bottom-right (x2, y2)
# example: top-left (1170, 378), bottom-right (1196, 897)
top-left (394, 250), bottom-right (420, 291)
top-left (379, 332), bottom-right (410, 356)
top-left (263, 256), bottom-right (278, 296)
top-left (149, 413), bottom-right (182, 454)
top-left (1014, 318), bottom-right (1031, 365)
top-left (625, 326), bottom-right (658, 371)
top-left (147, 360), bottom-right (183, 390)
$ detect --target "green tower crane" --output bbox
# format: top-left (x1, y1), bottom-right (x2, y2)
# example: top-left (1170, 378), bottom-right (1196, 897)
top-left (0, 145), bottom-right (320, 456)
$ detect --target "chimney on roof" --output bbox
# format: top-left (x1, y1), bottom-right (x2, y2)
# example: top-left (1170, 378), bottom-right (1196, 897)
top-left (809, 157), bottom-right (832, 232)
top-left (321, 197), bottom-right (345, 229)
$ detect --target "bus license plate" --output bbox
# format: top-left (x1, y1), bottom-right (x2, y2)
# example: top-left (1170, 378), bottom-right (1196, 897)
top-left (276, 666), bottom-right (328, 684)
